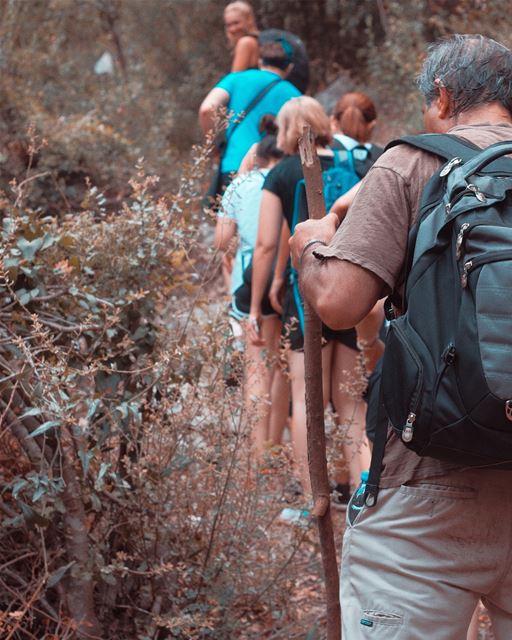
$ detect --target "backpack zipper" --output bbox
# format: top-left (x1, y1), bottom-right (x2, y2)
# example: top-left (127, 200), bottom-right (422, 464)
top-left (466, 183), bottom-right (487, 202)
top-left (439, 156), bottom-right (463, 177)
top-left (461, 250), bottom-right (512, 287)
top-left (445, 183), bottom-right (489, 215)
top-left (455, 222), bottom-right (471, 260)
top-left (402, 413), bottom-right (416, 442)
top-left (392, 322), bottom-right (423, 443)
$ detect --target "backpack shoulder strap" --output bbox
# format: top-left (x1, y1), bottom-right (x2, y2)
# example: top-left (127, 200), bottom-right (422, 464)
top-left (225, 77), bottom-right (282, 143)
top-left (386, 133), bottom-right (480, 162)
top-left (382, 135), bottom-right (482, 318)
top-left (290, 178), bottom-right (306, 234)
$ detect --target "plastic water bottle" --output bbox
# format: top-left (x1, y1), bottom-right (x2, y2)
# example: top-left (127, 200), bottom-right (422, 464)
top-left (347, 471), bottom-right (369, 526)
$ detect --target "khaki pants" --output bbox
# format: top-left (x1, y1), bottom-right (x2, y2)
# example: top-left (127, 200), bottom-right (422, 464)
top-left (341, 469), bottom-right (512, 639)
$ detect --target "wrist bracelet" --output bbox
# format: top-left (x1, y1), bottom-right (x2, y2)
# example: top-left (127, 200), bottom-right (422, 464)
top-left (299, 239), bottom-right (327, 266)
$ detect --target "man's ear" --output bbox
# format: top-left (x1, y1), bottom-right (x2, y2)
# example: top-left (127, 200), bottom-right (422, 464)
top-left (437, 85), bottom-right (453, 120)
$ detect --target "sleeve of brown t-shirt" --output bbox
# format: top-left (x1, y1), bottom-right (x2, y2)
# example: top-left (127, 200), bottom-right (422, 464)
top-left (314, 145), bottom-right (441, 294)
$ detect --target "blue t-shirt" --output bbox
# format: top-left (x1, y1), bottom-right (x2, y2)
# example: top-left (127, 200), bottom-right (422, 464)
top-left (218, 168), bottom-right (269, 295)
top-left (216, 69), bottom-right (301, 173)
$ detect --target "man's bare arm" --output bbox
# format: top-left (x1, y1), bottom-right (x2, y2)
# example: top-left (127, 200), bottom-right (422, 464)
top-left (198, 87), bottom-right (230, 135)
top-left (300, 248), bottom-right (384, 329)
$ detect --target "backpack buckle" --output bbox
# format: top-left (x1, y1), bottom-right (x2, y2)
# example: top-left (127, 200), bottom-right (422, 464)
top-left (384, 297), bottom-right (397, 321)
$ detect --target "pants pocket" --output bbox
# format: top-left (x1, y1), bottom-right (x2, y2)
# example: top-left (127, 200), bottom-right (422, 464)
top-left (399, 481), bottom-right (477, 501)
top-left (360, 609), bottom-right (403, 628)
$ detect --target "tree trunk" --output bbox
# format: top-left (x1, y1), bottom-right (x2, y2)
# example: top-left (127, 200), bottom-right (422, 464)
top-left (61, 431), bottom-right (103, 639)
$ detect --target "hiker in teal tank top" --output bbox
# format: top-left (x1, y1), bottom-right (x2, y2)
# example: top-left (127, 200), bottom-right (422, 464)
top-left (199, 37), bottom-right (301, 194)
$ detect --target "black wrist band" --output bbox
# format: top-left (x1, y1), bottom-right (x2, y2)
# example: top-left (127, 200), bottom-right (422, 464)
top-left (299, 239), bottom-right (327, 266)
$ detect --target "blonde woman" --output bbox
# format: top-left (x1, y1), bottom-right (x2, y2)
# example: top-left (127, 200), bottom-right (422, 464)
top-left (248, 96), bottom-right (370, 505)
top-left (223, 1), bottom-right (259, 72)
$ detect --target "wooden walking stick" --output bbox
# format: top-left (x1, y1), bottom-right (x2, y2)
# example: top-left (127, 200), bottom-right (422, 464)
top-left (298, 125), bottom-right (341, 640)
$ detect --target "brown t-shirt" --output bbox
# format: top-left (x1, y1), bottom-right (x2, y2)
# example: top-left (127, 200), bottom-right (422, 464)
top-left (316, 122), bottom-right (512, 488)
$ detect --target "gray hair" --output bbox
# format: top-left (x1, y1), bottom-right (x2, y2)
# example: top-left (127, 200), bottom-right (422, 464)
top-left (417, 34), bottom-right (512, 116)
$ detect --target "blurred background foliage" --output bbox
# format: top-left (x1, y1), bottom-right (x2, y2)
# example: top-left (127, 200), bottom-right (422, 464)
top-left (1, 0), bottom-right (511, 214)
top-left (0, 1), bottom-right (510, 638)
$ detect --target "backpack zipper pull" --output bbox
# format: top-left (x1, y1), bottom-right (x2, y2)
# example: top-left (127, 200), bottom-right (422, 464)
top-left (402, 412), bottom-right (416, 442)
top-left (455, 223), bottom-right (471, 260)
top-left (467, 183), bottom-right (487, 202)
top-left (440, 157), bottom-right (463, 177)
top-left (461, 260), bottom-right (473, 287)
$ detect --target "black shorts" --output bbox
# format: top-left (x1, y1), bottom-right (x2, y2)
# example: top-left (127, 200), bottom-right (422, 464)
top-left (232, 281), bottom-right (277, 319)
top-left (281, 284), bottom-right (358, 352)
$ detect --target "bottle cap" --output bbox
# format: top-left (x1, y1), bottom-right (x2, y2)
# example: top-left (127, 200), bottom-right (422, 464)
top-left (361, 471), bottom-right (369, 482)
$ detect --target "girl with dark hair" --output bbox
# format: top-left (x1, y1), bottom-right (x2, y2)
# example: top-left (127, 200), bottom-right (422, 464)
top-left (215, 129), bottom-right (288, 457)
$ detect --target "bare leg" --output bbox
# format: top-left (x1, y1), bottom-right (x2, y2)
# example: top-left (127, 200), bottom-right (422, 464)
top-left (467, 605), bottom-right (479, 640)
top-left (331, 342), bottom-right (371, 490)
top-left (268, 360), bottom-right (289, 446)
top-left (356, 300), bottom-right (385, 374)
top-left (244, 315), bottom-right (281, 459)
top-left (287, 342), bottom-right (333, 498)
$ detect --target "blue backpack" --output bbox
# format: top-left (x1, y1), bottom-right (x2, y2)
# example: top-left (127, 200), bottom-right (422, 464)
top-left (289, 147), bottom-right (362, 333)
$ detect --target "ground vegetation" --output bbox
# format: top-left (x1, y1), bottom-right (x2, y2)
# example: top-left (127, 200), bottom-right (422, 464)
top-left (0, 0), bottom-right (507, 637)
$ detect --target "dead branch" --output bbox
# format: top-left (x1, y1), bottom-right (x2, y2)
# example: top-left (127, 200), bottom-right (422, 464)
top-left (298, 125), bottom-right (341, 640)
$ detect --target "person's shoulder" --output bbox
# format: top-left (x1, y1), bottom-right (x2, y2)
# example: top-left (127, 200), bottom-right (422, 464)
top-left (217, 68), bottom-right (257, 86)
top-left (216, 71), bottom-right (236, 90)
top-left (278, 79), bottom-right (301, 97)
top-left (236, 35), bottom-right (259, 51)
top-left (264, 156), bottom-right (293, 184)
top-left (449, 122), bottom-right (512, 147)
top-left (268, 155), bottom-right (300, 176)
top-left (370, 141), bottom-right (440, 182)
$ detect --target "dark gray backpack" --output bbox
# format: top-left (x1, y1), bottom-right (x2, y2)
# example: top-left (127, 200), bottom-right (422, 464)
top-left (366, 134), bottom-right (512, 506)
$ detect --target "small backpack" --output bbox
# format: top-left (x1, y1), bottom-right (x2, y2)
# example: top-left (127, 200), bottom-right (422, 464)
top-left (366, 133), bottom-right (512, 507)
top-left (289, 147), bottom-right (362, 333)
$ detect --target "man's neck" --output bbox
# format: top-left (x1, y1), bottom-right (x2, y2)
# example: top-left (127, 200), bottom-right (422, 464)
top-left (259, 65), bottom-right (285, 78)
top-left (452, 102), bottom-right (512, 127)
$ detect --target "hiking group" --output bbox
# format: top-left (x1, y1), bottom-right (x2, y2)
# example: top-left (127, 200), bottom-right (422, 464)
top-left (200, 4), bottom-right (512, 638)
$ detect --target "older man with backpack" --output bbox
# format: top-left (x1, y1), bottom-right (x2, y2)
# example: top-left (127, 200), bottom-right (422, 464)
top-left (290, 34), bottom-right (512, 639)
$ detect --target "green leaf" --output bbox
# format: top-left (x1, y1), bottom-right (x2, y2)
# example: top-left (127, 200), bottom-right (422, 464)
top-left (32, 484), bottom-right (46, 502)
top-left (97, 462), bottom-right (109, 481)
top-left (11, 478), bottom-right (28, 499)
top-left (27, 420), bottom-right (60, 438)
top-left (20, 407), bottom-right (42, 419)
top-left (17, 236), bottom-right (44, 261)
top-left (16, 287), bottom-right (39, 305)
top-left (86, 398), bottom-right (100, 420)
top-left (78, 449), bottom-right (94, 478)
top-left (47, 561), bottom-right (75, 588)
top-left (40, 233), bottom-right (56, 250)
